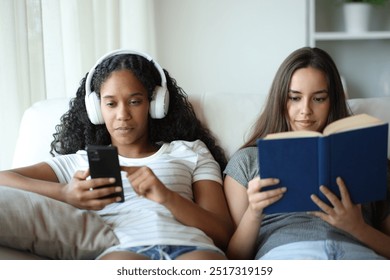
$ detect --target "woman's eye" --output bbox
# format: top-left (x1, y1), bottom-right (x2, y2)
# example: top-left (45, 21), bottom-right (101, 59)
top-left (313, 97), bottom-right (328, 103)
top-left (129, 99), bottom-right (142, 105)
top-left (288, 96), bottom-right (301, 102)
top-left (105, 101), bottom-right (115, 107)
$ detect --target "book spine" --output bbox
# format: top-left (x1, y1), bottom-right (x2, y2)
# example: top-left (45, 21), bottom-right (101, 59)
top-left (318, 137), bottom-right (330, 196)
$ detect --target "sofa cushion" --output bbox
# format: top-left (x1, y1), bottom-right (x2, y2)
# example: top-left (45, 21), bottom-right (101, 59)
top-left (0, 186), bottom-right (119, 259)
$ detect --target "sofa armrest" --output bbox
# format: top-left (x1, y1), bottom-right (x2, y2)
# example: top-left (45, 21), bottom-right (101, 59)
top-left (12, 98), bottom-right (71, 168)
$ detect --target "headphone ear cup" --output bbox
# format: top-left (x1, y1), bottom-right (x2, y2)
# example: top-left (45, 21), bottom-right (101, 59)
top-left (85, 91), bottom-right (104, 125)
top-left (150, 86), bottom-right (169, 119)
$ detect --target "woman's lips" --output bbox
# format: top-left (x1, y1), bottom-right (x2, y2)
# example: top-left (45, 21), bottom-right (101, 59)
top-left (295, 120), bottom-right (315, 127)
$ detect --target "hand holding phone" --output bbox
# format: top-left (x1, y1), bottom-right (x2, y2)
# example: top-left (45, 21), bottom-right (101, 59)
top-left (87, 145), bottom-right (124, 202)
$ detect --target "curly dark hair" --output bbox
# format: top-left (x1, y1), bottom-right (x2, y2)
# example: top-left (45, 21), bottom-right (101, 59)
top-left (50, 53), bottom-right (227, 170)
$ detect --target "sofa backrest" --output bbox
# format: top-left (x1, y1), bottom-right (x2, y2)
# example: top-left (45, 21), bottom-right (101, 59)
top-left (191, 92), bottom-right (267, 158)
top-left (12, 94), bottom-right (390, 168)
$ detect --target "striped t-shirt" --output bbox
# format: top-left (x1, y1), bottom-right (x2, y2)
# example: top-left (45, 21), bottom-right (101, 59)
top-left (45, 140), bottom-right (223, 253)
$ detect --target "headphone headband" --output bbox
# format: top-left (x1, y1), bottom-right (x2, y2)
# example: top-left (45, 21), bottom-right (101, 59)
top-left (85, 49), bottom-right (169, 124)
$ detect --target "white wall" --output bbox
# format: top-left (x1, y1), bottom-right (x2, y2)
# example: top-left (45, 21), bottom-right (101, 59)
top-left (153, 0), bottom-right (307, 98)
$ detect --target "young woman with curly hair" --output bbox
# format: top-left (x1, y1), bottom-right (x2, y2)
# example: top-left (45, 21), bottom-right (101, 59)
top-left (0, 50), bottom-right (233, 260)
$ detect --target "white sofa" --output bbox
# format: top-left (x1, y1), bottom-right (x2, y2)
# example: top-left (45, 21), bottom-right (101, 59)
top-left (1, 92), bottom-right (390, 259)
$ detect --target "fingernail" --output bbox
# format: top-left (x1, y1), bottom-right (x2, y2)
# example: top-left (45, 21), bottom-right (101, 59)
top-left (115, 187), bottom-right (122, 192)
top-left (109, 178), bottom-right (116, 183)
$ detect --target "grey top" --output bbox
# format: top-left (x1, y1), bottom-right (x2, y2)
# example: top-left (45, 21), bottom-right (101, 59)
top-left (224, 147), bottom-right (389, 259)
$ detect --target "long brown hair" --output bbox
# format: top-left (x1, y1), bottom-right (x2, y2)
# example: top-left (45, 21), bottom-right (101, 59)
top-left (242, 47), bottom-right (350, 148)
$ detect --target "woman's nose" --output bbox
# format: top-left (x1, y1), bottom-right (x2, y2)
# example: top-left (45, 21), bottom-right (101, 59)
top-left (300, 99), bottom-right (313, 115)
top-left (117, 103), bottom-right (131, 120)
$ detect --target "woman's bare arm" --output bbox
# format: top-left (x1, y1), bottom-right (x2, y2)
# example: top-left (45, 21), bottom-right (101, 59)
top-left (0, 163), bottom-right (122, 210)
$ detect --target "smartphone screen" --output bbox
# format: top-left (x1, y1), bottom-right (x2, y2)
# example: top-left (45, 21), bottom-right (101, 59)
top-left (87, 145), bottom-right (124, 202)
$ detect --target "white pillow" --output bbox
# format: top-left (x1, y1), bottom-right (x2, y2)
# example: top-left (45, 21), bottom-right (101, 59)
top-left (0, 186), bottom-right (119, 259)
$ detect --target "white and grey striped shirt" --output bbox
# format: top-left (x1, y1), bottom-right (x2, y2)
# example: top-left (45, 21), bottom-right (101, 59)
top-left (45, 140), bottom-right (222, 252)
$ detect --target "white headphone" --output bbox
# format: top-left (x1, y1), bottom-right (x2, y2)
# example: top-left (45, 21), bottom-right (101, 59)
top-left (85, 49), bottom-right (169, 125)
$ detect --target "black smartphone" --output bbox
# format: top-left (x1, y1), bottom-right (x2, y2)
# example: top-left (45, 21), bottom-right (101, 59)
top-left (86, 145), bottom-right (124, 202)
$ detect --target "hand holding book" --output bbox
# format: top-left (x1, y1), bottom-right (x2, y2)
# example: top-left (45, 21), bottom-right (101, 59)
top-left (309, 177), bottom-right (368, 234)
top-left (257, 114), bottom-right (389, 214)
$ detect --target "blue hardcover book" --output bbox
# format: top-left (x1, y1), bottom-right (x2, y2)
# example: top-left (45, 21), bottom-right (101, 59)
top-left (257, 114), bottom-right (388, 214)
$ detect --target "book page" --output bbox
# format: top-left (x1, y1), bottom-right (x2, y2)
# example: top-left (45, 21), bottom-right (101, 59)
top-left (323, 114), bottom-right (383, 135)
top-left (264, 130), bottom-right (321, 139)
top-left (263, 114), bottom-right (384, 140)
